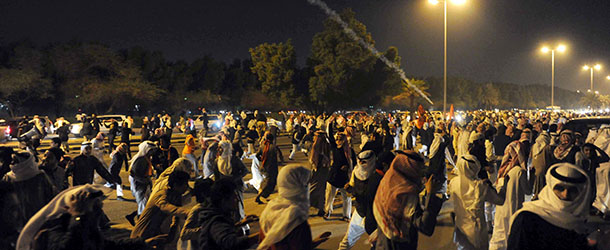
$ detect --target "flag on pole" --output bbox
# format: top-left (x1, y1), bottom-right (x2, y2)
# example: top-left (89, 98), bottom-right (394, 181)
top-left (416, 104), bottom-right (426, 129)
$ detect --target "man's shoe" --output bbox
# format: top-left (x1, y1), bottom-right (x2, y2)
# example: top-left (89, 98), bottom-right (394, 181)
top-left (323, 212), bottom-right (332, 220)
top-left (255, 196), bottom-right (265, 205)
top-left (116, 196), bottom-right (126, 201)
top-left (125, 212), bottom-right (137, 226)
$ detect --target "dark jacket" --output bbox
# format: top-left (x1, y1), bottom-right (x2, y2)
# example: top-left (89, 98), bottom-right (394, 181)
top-left (245, 130), bottom-right (259, 144)
top-left (291, 125), bottom-right (307, 145)
top-left (348, 170), bottom-right (383, 234)
top-left (40, 163), bottom-right (68, 191)
top-left (507, 211), bottom-right (591, 250)
top-left (428, 135), bottom-right (449, 181)
top-left (197, 206), bottom-right (251, 250)
top-left (327, 124), bottom-right (357, 188)
top-left (56, 125), bottom-right (70, 142)
top-left (66, 154), bottom-right (115, 186)
top-left (494, 134), bottom-right (512, 157)
top-left (151, 147), bottom-right (179, 174)
top-left (3, 173), bottom-right (56, 222)
top-left (121, 126), bottom-right (134, 142)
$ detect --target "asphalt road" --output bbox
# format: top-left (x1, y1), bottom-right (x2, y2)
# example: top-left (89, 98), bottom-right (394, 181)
top-left (0, 131), bottom-right (457, 250)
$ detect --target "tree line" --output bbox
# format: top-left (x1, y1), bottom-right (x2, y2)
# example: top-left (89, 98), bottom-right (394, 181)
top-left (0, 9), bottom-right (586, 117)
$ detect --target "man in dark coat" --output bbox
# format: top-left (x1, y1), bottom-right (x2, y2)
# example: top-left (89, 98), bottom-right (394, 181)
top-left (90, 114), bottom-right (101, 139)
top-left (121, 120), bottom-right (135, 159)
top-left (202, 109), bottom-right (209, 136)
top-left (66, 142), bottom-right (117, 186)
top-left (325, 119), bottom-right (356, 220)
top-left (105, 119), bottom-right (120, 151)
top-left (55, 121), bottom-right (71, 153)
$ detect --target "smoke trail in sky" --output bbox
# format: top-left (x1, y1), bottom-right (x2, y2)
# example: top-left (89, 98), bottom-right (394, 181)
top-left (307, 0), bottom-right (434, 105)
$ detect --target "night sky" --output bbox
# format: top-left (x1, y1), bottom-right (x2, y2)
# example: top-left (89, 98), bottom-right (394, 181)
top-left (2, 0), bottom-right (610, 95)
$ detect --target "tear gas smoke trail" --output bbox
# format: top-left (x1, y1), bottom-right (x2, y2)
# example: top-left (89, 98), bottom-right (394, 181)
top-left (307, 0), bottom-right (434, 105)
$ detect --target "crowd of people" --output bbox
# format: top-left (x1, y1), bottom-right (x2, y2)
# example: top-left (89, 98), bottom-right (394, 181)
top-left (1, 107), bottom-right (610, 250)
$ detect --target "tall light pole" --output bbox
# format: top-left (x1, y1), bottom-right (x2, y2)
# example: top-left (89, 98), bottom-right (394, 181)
top-left (541, 44), bottom-right (566, 108)
top-left (583, 64), bottom-right (602, 91)
top-left (428, 0), bottom-right (466, 117)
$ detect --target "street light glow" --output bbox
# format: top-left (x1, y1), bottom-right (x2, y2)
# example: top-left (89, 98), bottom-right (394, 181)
top-left (607, 75), bottom-right (610, 80)
top-left (428, 0), bottom-right (440, 5)
top-left (595, 64), bottom-right (602, 70)
top-left (539, 42), bottom-right (566, 107)
top-left (584, 65), bottom-right (590, 70)
top-left (596, 91), bottom-right (600, 94)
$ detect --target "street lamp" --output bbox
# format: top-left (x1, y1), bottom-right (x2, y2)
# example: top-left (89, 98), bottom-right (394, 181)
top-left (428, 0), bottom-right (466, 117)
top-left (583, 64), bottom-right (602, 91)
top-left (540, 44), bottom-right (566, 108)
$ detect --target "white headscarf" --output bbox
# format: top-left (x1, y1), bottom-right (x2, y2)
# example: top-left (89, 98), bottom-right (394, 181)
top-left (17, 184), bottom-right (109, 250)
top-left (80, 141), bottom-right (92, 155)
top-left (456, 154), bottom-right (484, 212)
top-left (532, 131), bottom-right (550, 158)
top-left (429, 132), bottom-right (444, 159)
top-left (217, 140), bottom-right (233, 176)
top-left (351, 150), bottom-right (376, 185)
top-left (258, 165), bottom-right (311, 250)
top-left (4, 152), bottom-right (41, 182)
top-left (510, 163), bottom-right (592, 233)
top-left (129, 141), bottom-right (157, 170)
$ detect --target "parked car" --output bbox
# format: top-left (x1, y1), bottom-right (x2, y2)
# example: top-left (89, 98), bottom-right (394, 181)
top-left (0, 118), bottom-right (19, 141)
top-left (563, 116), bottom-right (610, 139)
top-left (71, 114), bottom-right (128, 136)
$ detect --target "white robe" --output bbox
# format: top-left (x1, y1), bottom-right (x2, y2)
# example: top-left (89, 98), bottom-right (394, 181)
top-left (449, 155), bottom-right (504, 250)
top-left (457, 130), bottom-right (471, 157)
top-left (593, 126), bottom-right (610, 155)
top-left (91, 138), bottom-right (107, 168)
top-left (594, 162), bottom-right (610, 213)
top-left (489, 167), bottom-right (533, 250)
top-left (246, 154), bottom-right (264, 191)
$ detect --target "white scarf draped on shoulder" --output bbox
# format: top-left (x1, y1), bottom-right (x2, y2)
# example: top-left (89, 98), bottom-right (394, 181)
top-left (257, 165), bottom-right (311, 250)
